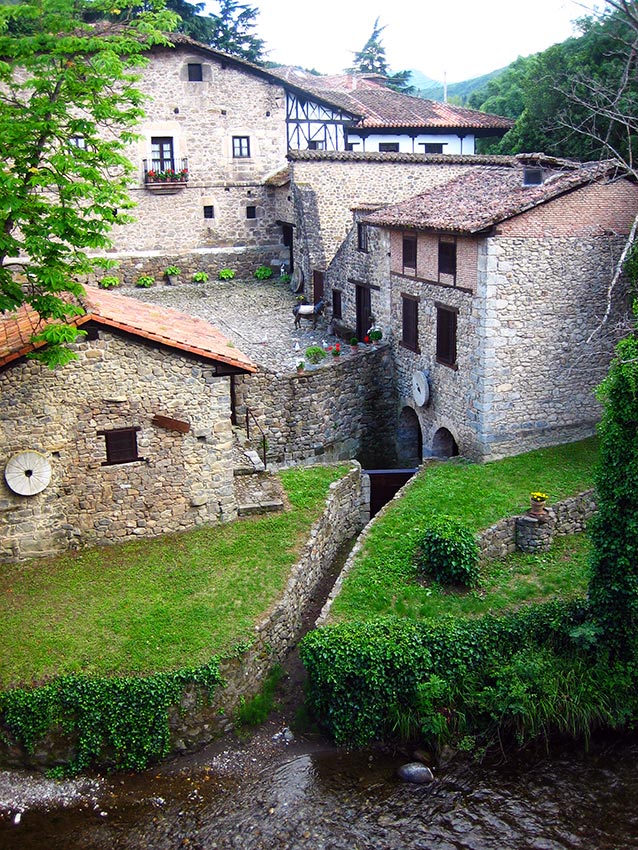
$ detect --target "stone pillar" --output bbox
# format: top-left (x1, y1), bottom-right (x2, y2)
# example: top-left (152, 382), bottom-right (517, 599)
top-left (515, 511), bottom-right (555, 553)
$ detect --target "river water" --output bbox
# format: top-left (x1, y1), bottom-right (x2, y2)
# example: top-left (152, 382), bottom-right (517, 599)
top-left (2, 727), bottom-right (637, 850)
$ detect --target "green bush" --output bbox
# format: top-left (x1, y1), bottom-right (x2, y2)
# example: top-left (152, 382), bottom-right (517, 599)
top-left (218, 268), bottom-right (236, 280)
top-left (192, 271), bottom-right (209, 283)
top-left (254, 265), bottom-right (273, 280)
top-left (299, 601), bottom-right (638, 751)
top-left (305, 345), bottom-right (327, 365)
top-left (135, 275), bottom-right (154, 288)
top-left (414, 516), bottom-right (479, 586)
top-left (98, 275), bottom-right (120, 289)
top-left (164, 265), bottom-right (181, 276)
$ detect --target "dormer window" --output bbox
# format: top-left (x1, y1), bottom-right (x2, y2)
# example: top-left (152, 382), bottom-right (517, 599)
top-left (523, 166), bottom-right (543, 186)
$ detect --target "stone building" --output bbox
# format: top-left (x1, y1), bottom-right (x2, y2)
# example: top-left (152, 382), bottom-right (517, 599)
top-left (0, 287), bottom-right (256, 561)
top-left (99, 37), bottom-right (512, 284)
top-left (353, 156), bottom-right (638, 461)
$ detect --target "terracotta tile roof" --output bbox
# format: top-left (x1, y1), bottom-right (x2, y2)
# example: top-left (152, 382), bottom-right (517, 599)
top-left (269, 69), bottom-right (514, 132)
top-left (288, 150), bottom-right (514, 165)
top-left (364, 159), bottom-right (618, 233)
top-left (0, 286), bottom-right (257, 372)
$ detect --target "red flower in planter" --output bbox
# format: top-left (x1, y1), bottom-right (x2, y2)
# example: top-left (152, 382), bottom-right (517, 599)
top-left (364, 335), bottom-right (370, 343)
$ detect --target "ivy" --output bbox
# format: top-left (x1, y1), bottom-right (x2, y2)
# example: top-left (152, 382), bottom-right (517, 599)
top-left (0, 659), bottom-right (222, 776)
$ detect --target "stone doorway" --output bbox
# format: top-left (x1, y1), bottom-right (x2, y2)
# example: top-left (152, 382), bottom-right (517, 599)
top-left (397, 406), bottom-right (422, 467)
top-left (431, 427), bottom-right (459, 458)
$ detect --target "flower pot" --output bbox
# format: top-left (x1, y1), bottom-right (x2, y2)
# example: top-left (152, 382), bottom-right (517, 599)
top-left (166, 275), bottom-right (179, 286)
top-left (530, 498), bottom-right (547, 516)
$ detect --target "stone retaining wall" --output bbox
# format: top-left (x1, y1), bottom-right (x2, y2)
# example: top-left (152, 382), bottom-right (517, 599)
top-left (0, 463), bottom-right (367, 769)
top-left (234, 344), bottom-right (398, 469)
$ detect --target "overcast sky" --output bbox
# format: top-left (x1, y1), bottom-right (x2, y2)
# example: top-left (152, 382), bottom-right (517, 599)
top-left (207, 0), bottom-right (605, 82)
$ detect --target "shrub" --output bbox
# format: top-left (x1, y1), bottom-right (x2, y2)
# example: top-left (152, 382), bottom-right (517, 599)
top-left (135, 275), bottom-right (155, 288)
top-left (369, 328), bottom-right (382, 342)
top-left (254, 265), bottom-right (273, 280)
top-left (305, 345), bottom-right (327, 365)
top-left (280, 272), bottom-right (291, 284)
top-left (218, 268), bottom-right (236, 280)
top-left (414, 516), bottom-right (479, 587)
top-left (164, 265), bottom-right (181, 276)
top-left (99, 275), bottom-right (120, 289)
top-left (192, 271), bottom-right (209, 283)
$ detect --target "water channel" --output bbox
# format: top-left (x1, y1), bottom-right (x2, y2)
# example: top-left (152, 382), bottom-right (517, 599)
top-left (1, 726), bottom-right (637, 849)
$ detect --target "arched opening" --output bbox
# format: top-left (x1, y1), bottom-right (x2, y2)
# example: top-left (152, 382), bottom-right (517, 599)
top-left (396, 406), bottom-right (422, 467)
top-left (431, 427), bottom-right (459, 459)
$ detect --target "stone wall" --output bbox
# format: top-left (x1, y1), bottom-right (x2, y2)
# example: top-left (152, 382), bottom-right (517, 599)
top-left (478, 490), bottom-right (597, 562)
top-left (0, 463), bottom-right (367, 769)
top-left (100, 44), bottom-right (289, 260)
top-left (233, 344), bottom-right (399, 468)
top-left (0, 332), bottom-right (237, 562)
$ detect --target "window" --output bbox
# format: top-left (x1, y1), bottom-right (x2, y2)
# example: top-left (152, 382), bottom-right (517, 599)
top-left (203, 205), bottom-right (215, 219)
top-left (187, 63), bottom-right (203, 81)
top-left (332, 289), bottom-right (342, 320)
top-left (436, 305), bottom-right (458, 366)
top-left (151, 136), bottom-right (174, 171)
top-left (246, 205), bottom-right (257, 219)
top-left (232, 136), bottom-right (250, 158)
top-left (70, 135), bottom-right (87, 149)
top-left (99, 427), bottom-right (142, 466)
top-left (357, 222), bottom-right (368, 252)
top-left (308, 140), bottom-right (326, 150)
top-left (438, 237), bottom-right (457, 280)
top-left (401, 294), bottom-right (419, 352)
top-left (523, 166), bottom-right (543, 186)
top-left (421, 143), bottom-right (444, 154)
top-left (402, 233), bottom-right (417, 274)
top-left (379, 142), bottom-right (400, 152)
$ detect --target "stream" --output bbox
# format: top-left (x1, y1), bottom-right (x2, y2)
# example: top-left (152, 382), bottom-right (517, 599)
top-left (1, 727), bottom-right (637, 849)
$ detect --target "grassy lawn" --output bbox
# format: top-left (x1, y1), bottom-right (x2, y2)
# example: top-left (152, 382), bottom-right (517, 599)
top-left (0, 465), bottom-right (348, 690)
top-left (328, 438), bottom-right (597, 623)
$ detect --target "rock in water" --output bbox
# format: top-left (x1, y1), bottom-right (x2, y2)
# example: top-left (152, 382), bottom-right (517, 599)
top-left (397, 762), bottom-right (434, 784)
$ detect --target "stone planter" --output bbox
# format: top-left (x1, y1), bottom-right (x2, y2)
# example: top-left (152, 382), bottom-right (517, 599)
top-left (530, 498), bottom-right (547, 516)
top-left (166, 275), bottom-right (180, 286)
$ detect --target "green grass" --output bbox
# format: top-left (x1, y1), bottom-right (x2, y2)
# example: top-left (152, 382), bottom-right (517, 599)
top-left (329, 438), bottom-right (597, 623)
top-left (0, 465), bottom-right (349, 690)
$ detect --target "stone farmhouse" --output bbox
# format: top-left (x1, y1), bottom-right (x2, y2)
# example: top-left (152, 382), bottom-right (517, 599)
top-left (103, 37), bottom-right (513, 282)
top-left (0, 286), bottom-right (256, 561)
top-left (348, 157), bottom-right (638, 462)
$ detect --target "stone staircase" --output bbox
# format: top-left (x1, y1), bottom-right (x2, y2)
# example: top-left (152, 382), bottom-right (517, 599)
top-left (232, 428), bottom-right (285, 517)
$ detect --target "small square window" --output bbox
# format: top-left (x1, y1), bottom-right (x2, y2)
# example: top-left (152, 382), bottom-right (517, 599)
top-left (233, 136), bottom-right (250, 158)
top-left (70, 135), bottom-right (87, 149)
top-left (99, 427), bottom-right (142, 465)
top-left (357, 222), bottom-right (368, 253)
top-left (402, 233), bottom-right (417, 273)
top-left (246, 205), bottom-right (257, 219)
top-left (308, 140), bottom-right (326, 150)
top-left (436, 306), bottom-right (458, 367)
top-left (523, 166), bottom-right (543, 186)
top-left (203, 205), bottom-right (215, 219)
top-left (188, 63), bottom-right (203, 81)
top-left (379, 142), bottom-right (400, 152)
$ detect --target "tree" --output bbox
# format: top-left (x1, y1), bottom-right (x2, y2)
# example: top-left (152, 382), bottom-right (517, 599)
top-left (205, 0), bottom-right (264, 63)
top-left (347, 18), bottom-right (413, 93)
top-left (0, 0), bottom-right (177, 367)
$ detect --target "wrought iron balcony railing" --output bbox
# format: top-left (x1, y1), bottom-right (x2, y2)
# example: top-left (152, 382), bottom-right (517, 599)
top-left (143, 157), bottom-right (189, 185)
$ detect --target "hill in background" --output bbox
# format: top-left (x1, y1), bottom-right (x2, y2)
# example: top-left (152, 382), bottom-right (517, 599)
top-left (409, 67), bottom-right (506, 104)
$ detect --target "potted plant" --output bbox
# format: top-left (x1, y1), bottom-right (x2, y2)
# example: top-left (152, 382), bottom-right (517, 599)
top-left (218, 268), bottom-right (236, 280)
top-left (99, 275), bottom-right (120, 289)
top-left (529, 491), bottom-right (548, 515)
top-left (296, 360), bottom-right (305, 373)
top-left (193, 271), bottom-right (209, 283)
top-left (350, 336), bottom-right (359, 353)
top-left (164, 265), bottom-right (181, 285)
top-left (332, 342), bottom-right (341, 357)
top-left (136, 274), bottom-right (155, 288)
top-left (305, 345), bottom-right (327, 365)
top-left (369, 328), bottom-right (383, 345)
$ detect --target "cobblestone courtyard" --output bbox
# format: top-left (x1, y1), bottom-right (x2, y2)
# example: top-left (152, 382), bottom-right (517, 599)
top-left (129, 278), bottom-right (349, 372)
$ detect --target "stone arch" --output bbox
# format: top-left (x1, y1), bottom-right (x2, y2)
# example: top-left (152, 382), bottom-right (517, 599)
top-left (397, 406), bottom-right (422, 467)
top-left (431, 427), bottom-right (459, 459)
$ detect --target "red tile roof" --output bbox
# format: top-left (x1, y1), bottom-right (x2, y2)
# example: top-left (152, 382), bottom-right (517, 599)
top-left (269, 70), bottom-right (514, 132)
top-left (0, 286), bottom-right (257, 372)
top-left (364, 159), bottom-right (619, 233)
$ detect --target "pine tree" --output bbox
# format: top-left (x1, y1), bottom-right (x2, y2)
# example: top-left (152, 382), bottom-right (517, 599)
top-left (348, 18), bottom-right (413, 93)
